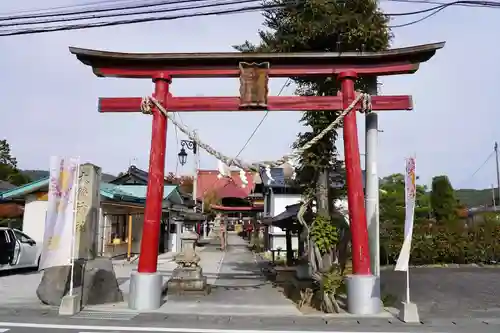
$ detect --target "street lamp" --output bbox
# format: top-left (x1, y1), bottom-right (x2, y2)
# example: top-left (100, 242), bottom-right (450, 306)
top-left (178, 140), bottom-right (197, 166)
top-left (177, 137), bottom-right (199, 213)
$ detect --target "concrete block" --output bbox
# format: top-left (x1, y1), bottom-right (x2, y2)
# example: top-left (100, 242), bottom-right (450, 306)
top-left (59, 294), bottom-right (81, 316)
top-left (398, 301), bottom-right (420, 323)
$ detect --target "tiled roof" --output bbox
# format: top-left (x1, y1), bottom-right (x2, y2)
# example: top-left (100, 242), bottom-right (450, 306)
top-left (100, 183), bottom-right (183, 204)
top-left (197, 170), bottom-right (255, 200)
top-left (1, 178), bottom-right (183, 205)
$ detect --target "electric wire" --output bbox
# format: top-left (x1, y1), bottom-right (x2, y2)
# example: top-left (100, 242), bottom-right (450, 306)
top-left (386, 0), bottom-right (500, 7)
top-left (199, 78), bottom-right (292, 196)
top-left (458, 151), bottom-right (495, 187)
top-left (233, 78), bottom-right (291, 160)
top-left (0, 2), bottom-right (296, 36)
top-left (0, 0), bottom-right (203, 21)
top-left (0, 0), bottom-right (144, 16)
top-left (388, 0), bottom-right (500, 28)
top-left (0, 0), bottom-right (261, 28)
top-left (1, 0), bottom-right (499, 36)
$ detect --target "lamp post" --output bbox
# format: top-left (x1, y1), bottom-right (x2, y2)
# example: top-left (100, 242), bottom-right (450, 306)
top-left (177, 132), bottom-right (199, 212)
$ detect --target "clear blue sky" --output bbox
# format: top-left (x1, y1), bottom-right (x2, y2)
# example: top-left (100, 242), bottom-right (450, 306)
top-left (0, 0), bottom-right (499, 190)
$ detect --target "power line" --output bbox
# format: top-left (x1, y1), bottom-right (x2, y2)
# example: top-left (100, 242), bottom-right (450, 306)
top-left (2, 0), bottom-right (499, 36)
top-left (198, 78), bottom-right (292, 197)
top-left (0, 0), bottom-right (196, 21)
top-left (0, 0), bottom-right (143, 16)
top-left (458, 150), bottom-right (495, 187)
top-left (0, 0), bottom-right (260, 28)
top-left (0, 1), bottom-right (296, 36)
top-left (388, 0), bottom-right (500, 28)
top-left (233, 78), bottom-right (291, 160)
top-left (386, 0), bottom-right (499, 8)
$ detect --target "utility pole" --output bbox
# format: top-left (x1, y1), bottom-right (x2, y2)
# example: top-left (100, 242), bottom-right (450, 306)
top-left (492, 184), bottom-right (496, 210)
top-left (192, 130), bottom-right (199, 212)
top-left (495, 142), bottom-right (500, 207)
top-left (365, 78), bottom-right (381, 310)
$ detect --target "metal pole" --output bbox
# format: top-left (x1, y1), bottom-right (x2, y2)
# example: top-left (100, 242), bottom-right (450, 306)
top-left (365, 80), bottom-right (380, 277)
top-left (492, 184), bottom-right (496, 210)
top-left (192, 130), bottom-right (198, 212)
top-left (495, 142), bottom-right (500, 205)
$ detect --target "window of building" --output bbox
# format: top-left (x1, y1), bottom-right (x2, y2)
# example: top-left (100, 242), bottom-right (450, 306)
top-left (110, 215), bottom-right (127, 242)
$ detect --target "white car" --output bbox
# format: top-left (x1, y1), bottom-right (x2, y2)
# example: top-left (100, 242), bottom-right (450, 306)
top-left (0, 227), bottom-right (41, 271)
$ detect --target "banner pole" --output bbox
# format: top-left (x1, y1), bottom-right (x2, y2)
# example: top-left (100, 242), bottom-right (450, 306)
top-left (405, 269), bottom-right (410, 303)
top-left (69, 159), bottom-right (81, 297)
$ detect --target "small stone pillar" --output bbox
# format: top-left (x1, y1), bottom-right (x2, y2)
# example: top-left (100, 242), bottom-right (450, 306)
top-left (174, 220), bottom-right (184, 253)
top-left (166, 228), bottom-right (210, 295)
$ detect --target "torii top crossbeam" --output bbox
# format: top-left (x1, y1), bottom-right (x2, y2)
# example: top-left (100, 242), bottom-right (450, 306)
top-left (69, 42), bottom-right (444, 78)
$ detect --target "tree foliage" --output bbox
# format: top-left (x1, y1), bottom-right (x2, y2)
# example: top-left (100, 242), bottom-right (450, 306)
top-left (431, 175), bottom-right (458, 222)
top-left (0, 140), bottom-right (30, 186)
top-left (165, 172), bottom-right (194, 195)
top-left (379, 173), bottom-right (430, 223)
top-left (235, 0), bottom-right (391, 199)
top-left (235, 0), bottom-right (392, 312)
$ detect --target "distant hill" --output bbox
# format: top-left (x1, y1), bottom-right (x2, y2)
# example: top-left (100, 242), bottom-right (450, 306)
top-left (455, 188), bottom-right (498, 208)
top-left (21, 169), bottom-right (117, 183)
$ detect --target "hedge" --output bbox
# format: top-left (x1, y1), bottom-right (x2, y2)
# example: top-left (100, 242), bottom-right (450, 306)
top-left (380, 220), bottom-right (500, 266)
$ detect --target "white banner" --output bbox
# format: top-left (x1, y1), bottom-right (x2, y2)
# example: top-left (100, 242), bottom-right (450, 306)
top-left (39, 156), bottom-right (79, 270)
top-left (395, 156), bottom-right (416, 272)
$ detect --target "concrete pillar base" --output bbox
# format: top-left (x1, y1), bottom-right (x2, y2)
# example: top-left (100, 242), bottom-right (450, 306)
top-left (128, 271), bottom-right (162, 311)
top-left (346, 274), bottom-right (382, 315)
top-left (59, 294), bottom-right (81, 316)
top-left (398, 301), bottom-right (420, 323)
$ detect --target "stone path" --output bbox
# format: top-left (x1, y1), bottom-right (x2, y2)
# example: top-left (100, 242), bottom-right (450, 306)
top-left (157, 233), bottom-right (301, 316)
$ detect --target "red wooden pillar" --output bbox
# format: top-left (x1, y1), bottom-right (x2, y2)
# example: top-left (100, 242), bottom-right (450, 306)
top-left (137, 73), bottom-right (171, 274)
top-left (338, 70), bottom-right (371, 276)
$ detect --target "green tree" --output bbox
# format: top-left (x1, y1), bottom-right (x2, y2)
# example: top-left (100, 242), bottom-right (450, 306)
top-left (235, 0), bottom-right (391, 312)
top-left (431, 175), bottom-right (457, 222)
top-left (0, 139), bottom-right (30, 186)
top-left (379, 173), bottom-right (430, 224)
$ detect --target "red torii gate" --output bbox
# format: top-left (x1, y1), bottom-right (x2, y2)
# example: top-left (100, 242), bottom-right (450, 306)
top-left (70, 42), bottom-right (444, 311)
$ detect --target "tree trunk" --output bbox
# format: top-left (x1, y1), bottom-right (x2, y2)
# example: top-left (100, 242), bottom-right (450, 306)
top-left (316, 168), bottom-right (330, 217)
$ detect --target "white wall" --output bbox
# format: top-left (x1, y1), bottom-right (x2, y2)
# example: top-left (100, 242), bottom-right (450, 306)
top-left (22, 195), bottom-right (48, 243)
top-left (269, 193), bottom-right (301, 251)
top-left (270, 193), bottom-right (302, 234)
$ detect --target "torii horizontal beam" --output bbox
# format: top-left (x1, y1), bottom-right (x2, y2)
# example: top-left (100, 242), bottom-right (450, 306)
top-left (69, 42), bottom-right (445, 79)
top-left (99, 95), bottom-right (412, 113)
top-left (93, 63), bottom-right (417, 78)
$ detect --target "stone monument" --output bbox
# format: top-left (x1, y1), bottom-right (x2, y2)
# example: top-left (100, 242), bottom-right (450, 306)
top-left (167, 228), bottom-right (210, 295)
top-left (36, 163), bottom-right (123, 315)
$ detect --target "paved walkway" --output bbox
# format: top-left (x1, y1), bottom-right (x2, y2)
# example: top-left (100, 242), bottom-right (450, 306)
top-left (155, 233), bottom-right (301, 316)
top-left (85, 233), bottom-right (300, 316)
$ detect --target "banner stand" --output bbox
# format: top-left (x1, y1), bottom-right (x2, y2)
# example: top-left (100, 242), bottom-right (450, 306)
top-left (61, 158), bottom-right (82, 316)
top-left (395, 156), bottom-right (420, 323)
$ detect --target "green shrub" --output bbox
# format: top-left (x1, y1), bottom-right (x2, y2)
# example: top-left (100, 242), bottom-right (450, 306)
top-left (380, 220), bottom-right (500, 265)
